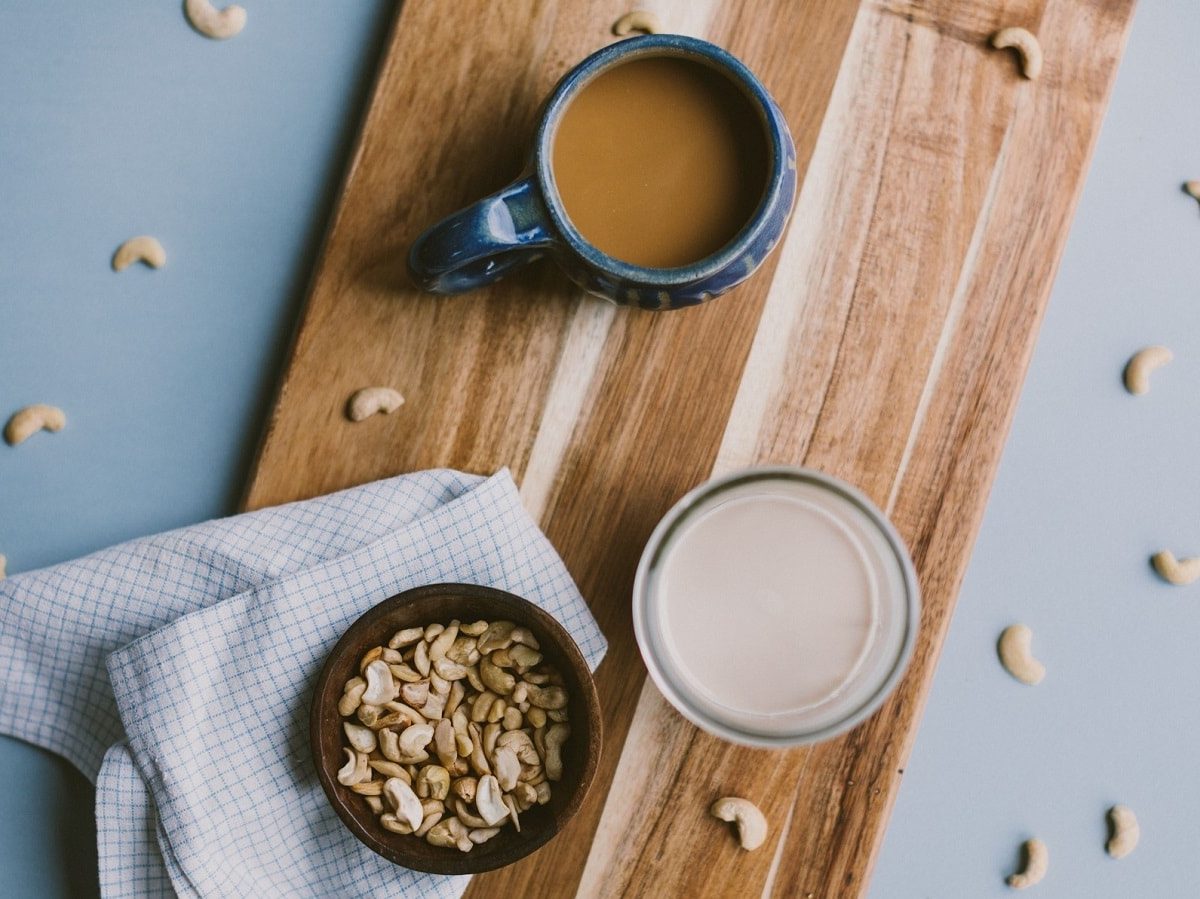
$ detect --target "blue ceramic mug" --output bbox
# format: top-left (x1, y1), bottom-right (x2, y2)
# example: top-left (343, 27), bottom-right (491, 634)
top-left (408, 34), bottom-right (796, 310)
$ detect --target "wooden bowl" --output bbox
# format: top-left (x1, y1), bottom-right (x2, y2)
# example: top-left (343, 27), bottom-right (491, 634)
top-left (311, 583), bottom-right (602, 875)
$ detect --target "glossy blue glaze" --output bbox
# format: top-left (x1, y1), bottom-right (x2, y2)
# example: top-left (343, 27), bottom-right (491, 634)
top-left (408, 35), bottom-right (796, 308)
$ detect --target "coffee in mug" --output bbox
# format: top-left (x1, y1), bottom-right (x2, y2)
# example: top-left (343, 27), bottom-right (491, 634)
top-left (551, 56), bottom-right (769, 269)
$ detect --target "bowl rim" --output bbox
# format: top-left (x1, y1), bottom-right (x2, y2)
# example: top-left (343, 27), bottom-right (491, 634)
top-left (309, 582), bottom-right (601, 875)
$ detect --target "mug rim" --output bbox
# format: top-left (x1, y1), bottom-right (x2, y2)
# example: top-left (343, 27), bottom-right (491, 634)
top-left (535, 34), bottom-right (788, 286)
top-left (632, 466), bottom-right (921, 747)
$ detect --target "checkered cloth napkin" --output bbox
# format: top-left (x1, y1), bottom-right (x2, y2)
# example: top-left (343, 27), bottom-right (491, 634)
top-left (0, 469), bottom-right (606, 898)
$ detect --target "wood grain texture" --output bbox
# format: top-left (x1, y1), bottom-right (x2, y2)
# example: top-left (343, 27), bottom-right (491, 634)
top-left (243, 0), bottom-right (1136, 895)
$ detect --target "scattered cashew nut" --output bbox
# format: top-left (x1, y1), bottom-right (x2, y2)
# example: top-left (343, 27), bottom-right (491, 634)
top-left (184, 0), bottom-right (246, 40)
top-left (111, 236), bottom-right (166, 271)
top-left (710, 797), bottom-right (768, 850)
top-left (5, 405), bottom-right (66, 446)
top-left (612, 10), bottom-right (661, 36)
top-left (1123, 346), bottom-right (1172, 395)
top-left (346, 386), bottom-right (405, 422)
top-left (1152, 550), bottom-right (1200, 586)
top-left (0, 555), bottom-right (6, 579)
top-left (1185, 181), bottom-right (1200, 205)
top-left (1106, 804), bottom-right (1139, 859)
top-left (1007, 838), bottom-right (1048, 889)
top-left (998, 624), bottom-right (1045, 686)
top-left (990, 27), bottom-right (1042, 80)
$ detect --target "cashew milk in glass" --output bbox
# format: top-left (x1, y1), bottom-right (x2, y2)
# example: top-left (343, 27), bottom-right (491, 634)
top-left (633, 468), bottom-right (919, 746)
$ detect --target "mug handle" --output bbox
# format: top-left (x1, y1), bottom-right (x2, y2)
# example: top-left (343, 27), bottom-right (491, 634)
top-left (407, 175), bottom-right (555, 294)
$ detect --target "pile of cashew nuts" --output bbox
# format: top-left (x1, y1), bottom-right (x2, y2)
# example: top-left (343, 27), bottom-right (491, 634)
top-left (335, 619), bottom-right (570, 851)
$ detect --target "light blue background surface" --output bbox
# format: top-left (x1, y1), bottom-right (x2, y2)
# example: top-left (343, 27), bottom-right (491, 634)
top-left (0, 2), bottom-right (1194, 896)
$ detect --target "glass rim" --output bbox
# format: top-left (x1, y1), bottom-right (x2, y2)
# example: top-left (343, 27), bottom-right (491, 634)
top-left (632, 465), bottom-right (921, 748)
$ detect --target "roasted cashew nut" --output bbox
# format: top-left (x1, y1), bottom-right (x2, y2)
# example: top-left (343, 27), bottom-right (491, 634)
top-left (612, 10), bottom-right (661, 35)
top-left (343, 722), bottom-right (377, 754)
top-left (429, 621), bottom-right (459, 662)
top-left (362, 659), bottom-right (398, 705)
top-left (388, 626), bottom-right (424, 649)
top-left (379, 727), bottom-right (401, 763)
top-left (1152, 550), bottom-right (1200, 585)
top-left (445, 679), bottom-right (466, 718)
top-left (426, 816), bottom-right (472, 852)
top-left (508, 644), bottom-right (542, 669)
top-left (475, 775), bottom-right (508, 826)
top-left (368, 759), bottom-right (409, 782)
top-left (492, 746), bottom-right (521, 792)
top-left (397, 722), bottom-right (434, 762)
top-left (415, 801), bottom-right (448, 835)
top-left (111, 236), bottom-right (166, 271)
top-left (450, 776), bottom-right (477, 804)
top-left (434, 717), bottom-right (457, 768)
top-left (414, 765), bottom-right (450, 801)
top-left (710, 797), bottom-right (768, 850)
top-left (1123, 346), bottom-right (1173, 395)
top-left (543, 723), bottom-right (569, 782)
top-left (477, 621), bottom-right (516, 654)
top-left (336, 749), bottom-right (369, 786)
top-left (350, 779), bottom-right (383, 796)
top-left (479, 655), bottom-right (515, 694)
top-left (338, 677), bottom-right (366, 717)
top-left (526, 683), bottom-right (567, 710)
top-left (184, 0), bottom-right (246, 40)
top-left (1007, 838), bottom-right (1048, 889)
top-left (346, 386), bottom-right (405, 422)
top-left (468, 722), bottom-right (492, 776)
top-left (469, 826), bottom-right (500, 844)
top-left (497, 730), bottom-right (540, 766)
top-left (401, 681), bottom-right (430, 707)
top-left (383, 777), bottom-right (424, 832)
top-left (1106, 805), bottom-right (1139, 859)
top-left (453, 797), bottom-right (491, 829)
top-left (433, 658), bottom-right (469, 681)
top-left (990, 27), bottom-right (1042, 80)
top-left (5, 404), bottom-right (66, 446)
top-left (998, 624), bottom-right (1046, 686)
top-left (510, 781), bottom-right (537, 811)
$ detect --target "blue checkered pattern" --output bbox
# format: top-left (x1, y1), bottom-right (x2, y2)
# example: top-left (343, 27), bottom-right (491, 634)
top-left (0, 469), bottom-right (606, 898)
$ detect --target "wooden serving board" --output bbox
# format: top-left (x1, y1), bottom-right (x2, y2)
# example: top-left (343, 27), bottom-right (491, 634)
top-left (243, 0), bottom-right (1136, 895)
